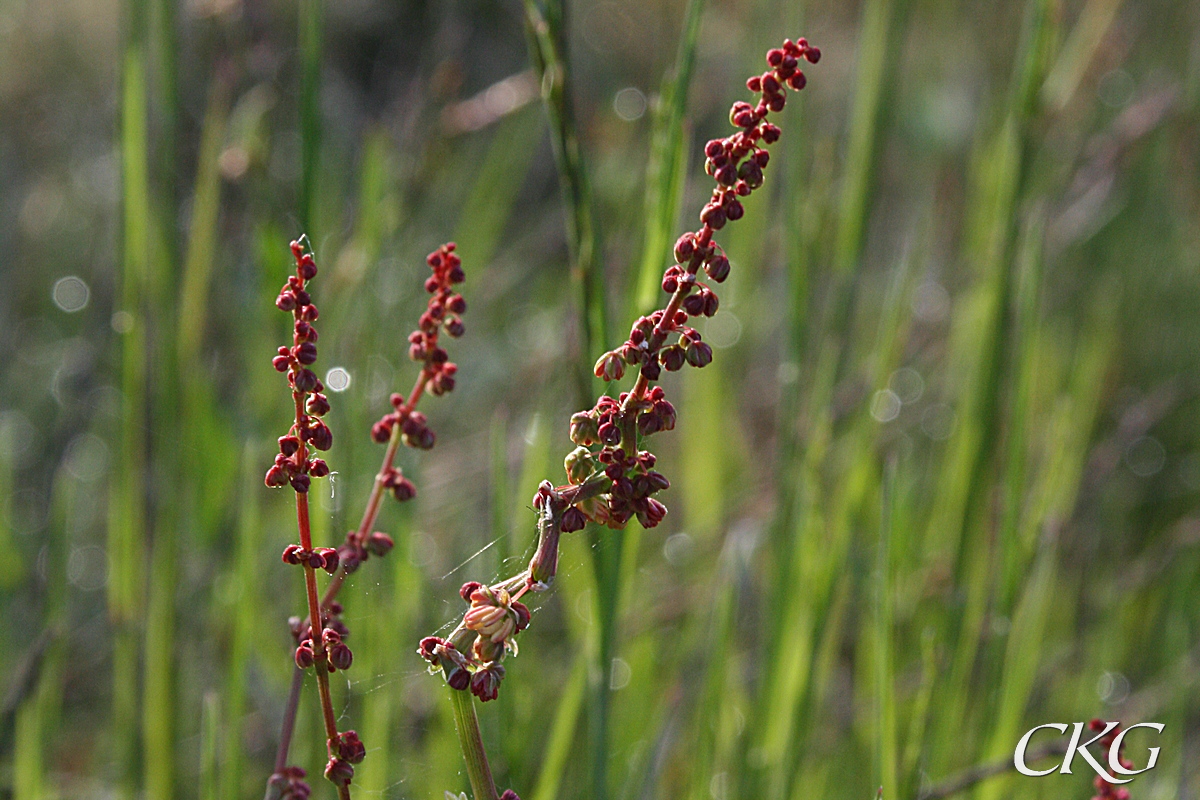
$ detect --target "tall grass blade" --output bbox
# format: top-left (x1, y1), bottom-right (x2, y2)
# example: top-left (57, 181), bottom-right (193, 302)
top-left (632, 0), bottom-right (706, 315)
top-left (299, 0), bottom-right (322, 237)
top-left (112, 0), bottom-right (152, 791)
top-left (521, 0), bottom-right (608, 397)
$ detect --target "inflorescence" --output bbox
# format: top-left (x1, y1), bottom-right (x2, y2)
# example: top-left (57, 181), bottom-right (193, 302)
top-left (265, 240), bottom-right (467, 798)
top-left (1091, 719), bottom-right (1133, 800)
top-left (417, 38), bottom-right (819, 720)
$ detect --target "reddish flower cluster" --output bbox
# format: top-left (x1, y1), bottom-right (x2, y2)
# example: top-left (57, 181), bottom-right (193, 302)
top-left (265, 240), bottom-right (333, 493)
top-left (1090, 719), bottom-right (1133, 800)
top-left (293, 616), bottom-right (353, 672)
top-left (418, 580), bottom-right (531, 703)
top-left (370, 242), bottom-right (465, 453)
top-left (419, 38), bottom-right (818, 711)
top-left (560, 38), bottom-right (817, 539)
top-left (268, 766), bottom-right (311, 800)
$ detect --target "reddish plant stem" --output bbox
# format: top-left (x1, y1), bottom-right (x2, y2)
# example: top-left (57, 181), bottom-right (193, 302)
top-left (319, 368), bottom-right (429, 607)
top-left (291, 381), bottom-right (352, 800)
top-left (272, 665), bottom-right (305, 776)
top-left (273, 368), bottom-right (431, 784)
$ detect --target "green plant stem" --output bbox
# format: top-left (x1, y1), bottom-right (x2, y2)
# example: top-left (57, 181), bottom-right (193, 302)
top-left (449, 689), bottom-right (500, 800)
top-left (521, 0), bottom-right (607, 400)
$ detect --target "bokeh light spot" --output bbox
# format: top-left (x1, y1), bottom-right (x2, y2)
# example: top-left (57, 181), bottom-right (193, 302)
top-left (53, 276), bottom-right (89, 312)
top-left (1125, 436), bottom-right (1165, 477)
top-left (326, 367), bottom-right (352, 392)
top-left (870, 389), bottom-right (901, 422)
top-left (889, 367), bottom-right (925, 404)
top-left (613, 87), bottom-right (647, 121)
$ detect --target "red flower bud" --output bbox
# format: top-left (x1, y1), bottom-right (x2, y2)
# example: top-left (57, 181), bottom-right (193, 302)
top-left (637, 497), bottom-right (668, 528)
top-left (306, 393), bottom-right (330, 416)
top-left (329, 643), bottom-right (353, 671)
top-left (306, 421), bottom-right (331, 452)
top-left (371, 419), bottom-right (393, 443)
top-left (470, 664), bottom-right (505, 702)
top-left (294, 643), bottom-right (315, 669)
top-left (290, 473), bottom-right (311, 493)
top-left (276, 291), bottom-right (297, 312)
top-left (294, 368), bottom-right (318, 393)
top-left (324, 758), bottom-right (354, 787)
top-left (390, 477), bottom-right (416, 502)
top-left (298, 253), bottom-right (317, 280)
top-left (265, 465), bottom-right (289, 487)
top-left (687, 340), bottom-right (713, 368)
top-left (705, 254), bottom-right (730, 282)
top-left (272, 355), bottom-right (291, 372)
top-left (562, 506), bottom-right (587, 532)
top-left (512, 601), bottom-right (531, 631)
top-left (418, 636), bottom-right (449, 665)
top-left (594, 351), bottom-right (626, 382)
top-left (367, 531), bottom-right (394, 557)
top-left (660, 345), bottom-right (686, 372)
top-left (446, 665), bottom-right (471, 691)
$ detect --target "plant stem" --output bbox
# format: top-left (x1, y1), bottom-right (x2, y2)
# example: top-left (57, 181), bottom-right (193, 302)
top-left (269, 370), bottom-right (430, 791)
top-left (296, 489), bottom-right (352, 800)
top-left (449, 688), bottom-right (500, 800)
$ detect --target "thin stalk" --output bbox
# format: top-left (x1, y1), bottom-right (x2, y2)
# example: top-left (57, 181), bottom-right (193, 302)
top-left (269, 367), bottom-right (431, 785)
top-left (521, 0), bottom-right (607, 399)
top-left (449, 689), bottom-right (500, 800)
top-left (296, 488), bottom-right (351, 800)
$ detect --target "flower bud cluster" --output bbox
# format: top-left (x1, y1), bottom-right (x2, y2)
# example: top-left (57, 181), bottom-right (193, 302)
top-left (324, 730), bottom-right (366, 787)
top-left (292, 604), bottom-right (353, 673)
top-left (265, 239), bottom-right (333, 494)
top-left (417, 581), bottom-right (530, 703)
top-left (569, 38), bottom-right (814, 536)
top-left (268, 766), bottom-right (311, 800)
top-left (418, 37), bottom-right (817, 740)
top-left (1090, 719), bottom-right (1133, 800)
top-left (335, 529), bottom-right (395, 574)
top-left (281, 544), bottom-right (339, 574)
top-left (372, 243), bottom-right (465, 448)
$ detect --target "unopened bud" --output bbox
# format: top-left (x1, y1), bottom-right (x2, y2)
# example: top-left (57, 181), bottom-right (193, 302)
top-left (564, 446), bottom-right (595, 484)
top-left (324, 758), bottom-right (354, 787)
top-left (594, 351), bottom-right (626, 382)
top-left (367, 531), bottom-right (394, 557)
top-left (570, 411), bottom-right (600, 446)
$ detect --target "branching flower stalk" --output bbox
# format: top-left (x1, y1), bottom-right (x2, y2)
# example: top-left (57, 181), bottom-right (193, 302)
top-left (265, 241), bottom-right (467, 799)
top-left (417, 38), bottom-right (819, 800)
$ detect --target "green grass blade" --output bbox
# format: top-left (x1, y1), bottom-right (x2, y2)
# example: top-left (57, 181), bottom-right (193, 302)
top-left (521, 0), bottom-right (608, 396)
top-left (112, 5), bottom-right (152, 793)
top-left (454, 105), bottom-right (543, 272)
top-left (832, 0), bottom-right (896, 276)
top-left (632, 0), bottom-right (706, 315)
top-left (200, 692), bottom-right (220, 800)
top-left (299, 0), bottom-right (322, 237)
top-left (530, 654), bottom-right (588, 800)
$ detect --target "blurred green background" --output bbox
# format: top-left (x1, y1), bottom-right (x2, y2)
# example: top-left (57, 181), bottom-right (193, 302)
top-left (3, 0), bottom-right (1200, 798)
